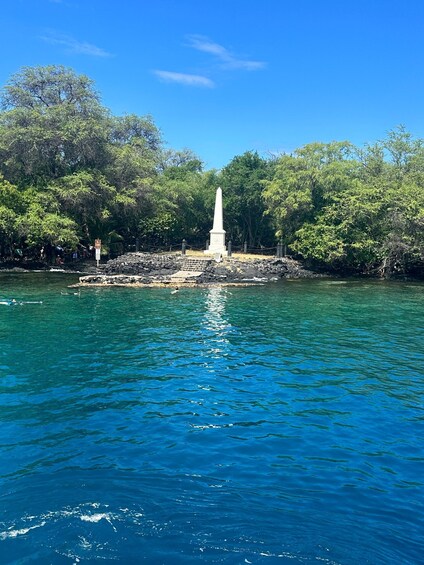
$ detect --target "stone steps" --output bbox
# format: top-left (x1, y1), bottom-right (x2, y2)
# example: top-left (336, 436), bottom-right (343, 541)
top-left (167, 258), bottom-right (211, 283)
top-left (181, 258), bottom-right (211, 272)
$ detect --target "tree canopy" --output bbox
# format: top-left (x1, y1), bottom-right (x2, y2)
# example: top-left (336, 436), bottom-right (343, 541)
top-left (0, 65), bottom-right (422, 277)
top-left (263, 128), bottom-right (424, 276)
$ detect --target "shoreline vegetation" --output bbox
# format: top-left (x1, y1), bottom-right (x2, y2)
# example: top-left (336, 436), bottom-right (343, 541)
top-left (0, 65), bottom-right (423, 280)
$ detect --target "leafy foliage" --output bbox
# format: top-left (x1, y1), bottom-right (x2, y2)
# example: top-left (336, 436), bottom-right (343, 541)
top-left (218, 151), bottom-right (274, 246)
top-left (0, 66), bottom-right (422, 277)
top-left (264, 129), bottom-right (424, 276)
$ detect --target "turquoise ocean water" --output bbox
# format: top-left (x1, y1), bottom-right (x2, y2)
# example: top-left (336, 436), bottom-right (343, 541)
top-left (0, 273), bottom-right (423, 564)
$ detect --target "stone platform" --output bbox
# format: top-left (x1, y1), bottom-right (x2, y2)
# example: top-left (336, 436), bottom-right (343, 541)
top-left (78, 252), bottom-right (321, 286)
top-left (170, 270), bottom-right (204, 283)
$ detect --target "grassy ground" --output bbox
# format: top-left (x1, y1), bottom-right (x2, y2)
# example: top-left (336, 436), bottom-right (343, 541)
top-left (180, 250), bottom-right (279, 261)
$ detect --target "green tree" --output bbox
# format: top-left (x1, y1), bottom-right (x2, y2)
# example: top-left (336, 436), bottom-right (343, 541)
top-left (0, 65), bottom-right (110, 185)
top-left (0, 65), bottom-right (165, 252)
top-left (22, 206), bottom-right (78, 249)
top-left (263, 142), bottom-right (355, 248)
top-left (377, 128), bottom-right (424, 275)
top-left (46, 170), bottom-right (117, 241)
top-left (141, 151), bottom-right (215, 245)
top-left (265, 133), bottom-right (424, 276)
top-left (219, 151), bottom-right (273, 247)
top-left (0, 176), bottom-right (24, 257)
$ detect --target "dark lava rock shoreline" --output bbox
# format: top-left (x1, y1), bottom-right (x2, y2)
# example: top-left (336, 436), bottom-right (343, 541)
top-left (79, 252), bottom-right (320, 286)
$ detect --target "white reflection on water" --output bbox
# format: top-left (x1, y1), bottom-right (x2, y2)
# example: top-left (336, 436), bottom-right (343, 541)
top-left (203, 286), bottom-right (231, 354)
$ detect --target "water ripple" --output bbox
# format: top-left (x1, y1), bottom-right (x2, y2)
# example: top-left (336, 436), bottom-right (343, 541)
top-left (0, 275), bottom-right (423, 563)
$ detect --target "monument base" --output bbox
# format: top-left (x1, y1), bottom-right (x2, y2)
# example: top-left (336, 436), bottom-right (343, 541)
top-left (204, 229), bottom-right (227, 256)
top-left (204, 249), bottom-right (228, 257)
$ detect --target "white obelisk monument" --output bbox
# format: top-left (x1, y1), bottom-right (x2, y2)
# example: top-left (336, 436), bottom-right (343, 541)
top-left (205, 187), bottom-right (227, 256)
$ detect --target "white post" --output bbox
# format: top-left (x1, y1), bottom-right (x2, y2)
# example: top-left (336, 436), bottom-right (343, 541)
top-left (94, 238), bottom-right (101, 267)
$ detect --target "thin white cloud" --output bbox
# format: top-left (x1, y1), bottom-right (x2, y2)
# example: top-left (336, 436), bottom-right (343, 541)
top-left (186, 35), bottom-right (266, 71)
top-left (48, 0), bottom-right (76, 6)
top-left (153, 70), bottom-right (215, 88)
top-left (40, 32), bottom-right (112, 57)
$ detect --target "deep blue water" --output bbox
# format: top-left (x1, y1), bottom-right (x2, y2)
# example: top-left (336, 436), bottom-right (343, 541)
top-left (0, 273), bottom-right (423, 564)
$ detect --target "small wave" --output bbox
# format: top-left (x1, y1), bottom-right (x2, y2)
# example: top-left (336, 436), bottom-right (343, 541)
top-left (0, 504), bottom-right (124, 544)
top-left (80, 513), bottom-right (112, 524)
top-left (191, 422), bottom-right (234, 430)
top-left (0, 521), bottom-right (46, 540)
top-left (79, 511), bottom-right (118, 532)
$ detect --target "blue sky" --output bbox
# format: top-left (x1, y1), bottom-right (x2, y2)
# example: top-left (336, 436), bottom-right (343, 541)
top-left (2, 0), bottom-right (424, 169)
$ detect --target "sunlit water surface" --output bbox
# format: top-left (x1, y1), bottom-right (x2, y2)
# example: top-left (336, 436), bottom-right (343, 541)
top-left (0, 273), bottom-right (423, 564)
